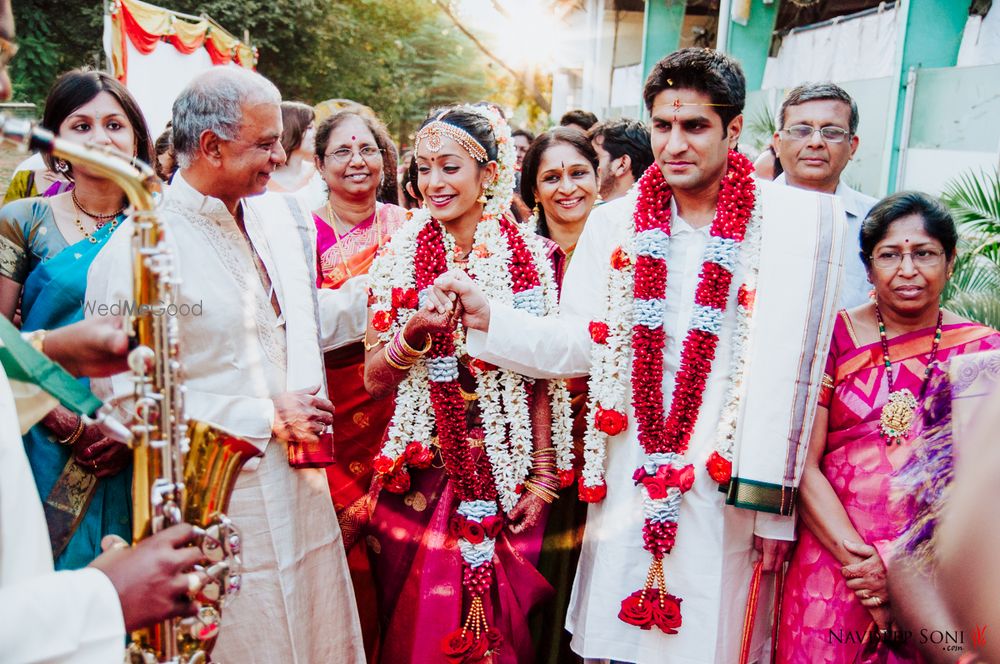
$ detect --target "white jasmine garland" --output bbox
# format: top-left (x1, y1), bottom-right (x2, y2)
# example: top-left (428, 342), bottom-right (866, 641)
top-left (580, 203), bottom-right (637, 490)
top-left (368, 196), bottom-right (571, 514)
top-left (713, 187), bottom-right (764, 463)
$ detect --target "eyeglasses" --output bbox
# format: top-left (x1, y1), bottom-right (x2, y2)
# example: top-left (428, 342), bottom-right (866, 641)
top-left (870, 249), bottom-right (946, 270)
top-left (325, 146), bottom-right (383, 163)
top-left (0, 37), bottom-right (19, 69)
top-left (782, 124), bottom-right (851, 143)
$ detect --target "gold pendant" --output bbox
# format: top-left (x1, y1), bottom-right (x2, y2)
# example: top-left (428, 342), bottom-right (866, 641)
top-left (880, 388), bottom-right (918, 444)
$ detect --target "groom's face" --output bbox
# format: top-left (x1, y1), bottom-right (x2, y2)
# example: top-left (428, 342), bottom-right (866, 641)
top-left (649, 88), bottom-right (742, 193)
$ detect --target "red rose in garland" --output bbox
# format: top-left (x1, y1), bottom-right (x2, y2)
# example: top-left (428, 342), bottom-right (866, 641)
top-left (578, 481), bottom-right (607, 503)
top-left (589, 321), bottom-right (610, 344)
top-left (618, 590), bottom-right (655, 629)
top-left (441, 628), bottom-right (478, 663)
top-left (706, 451), bottom-right (732, 485)
top-left (594, 406), bottom-right (627, 435)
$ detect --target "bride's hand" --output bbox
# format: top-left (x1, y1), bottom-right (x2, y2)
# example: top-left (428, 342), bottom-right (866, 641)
top-left (506, 491), bottom-right (547, 535)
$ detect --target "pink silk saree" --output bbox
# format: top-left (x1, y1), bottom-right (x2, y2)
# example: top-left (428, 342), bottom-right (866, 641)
top-left (777, 311), bottom-right (1000, 663)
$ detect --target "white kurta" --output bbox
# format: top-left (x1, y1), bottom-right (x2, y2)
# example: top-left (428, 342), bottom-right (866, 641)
top-left (467, 182), bottom-right (819, 664)
top-left (0, 368), bottom-right (125, 663)
top-left (86, 173), bottom-right (366, 663)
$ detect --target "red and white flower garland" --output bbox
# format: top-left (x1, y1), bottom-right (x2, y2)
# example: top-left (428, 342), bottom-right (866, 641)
top-left (367, 205), bottom-right (573, 659)
top-left (580, 151), bottom-right (762, 634)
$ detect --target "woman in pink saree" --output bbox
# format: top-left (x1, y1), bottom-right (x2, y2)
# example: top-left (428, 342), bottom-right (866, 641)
top-left (778, 192), bottom-right (1000, 663)
top-left (312, 109), bottom-right (407, 659)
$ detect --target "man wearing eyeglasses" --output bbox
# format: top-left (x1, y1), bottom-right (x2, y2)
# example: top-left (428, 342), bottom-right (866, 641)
top-left (773, 82), bottom-right (877, 308)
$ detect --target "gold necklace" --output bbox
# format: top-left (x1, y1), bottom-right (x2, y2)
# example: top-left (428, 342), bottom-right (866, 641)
top-left (74, 214), bottom-right (121, 244)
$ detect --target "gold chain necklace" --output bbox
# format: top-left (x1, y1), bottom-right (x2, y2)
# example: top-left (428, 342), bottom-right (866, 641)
top-left (74, 214), bottom-right (122, 244)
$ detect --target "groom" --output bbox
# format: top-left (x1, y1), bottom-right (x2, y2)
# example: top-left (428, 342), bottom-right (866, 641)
top-left (430, 48), bottom-right (847, 663)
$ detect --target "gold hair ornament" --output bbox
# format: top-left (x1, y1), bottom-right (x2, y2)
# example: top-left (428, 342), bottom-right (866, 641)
top-left (415, 114), bottom-right (488, 163)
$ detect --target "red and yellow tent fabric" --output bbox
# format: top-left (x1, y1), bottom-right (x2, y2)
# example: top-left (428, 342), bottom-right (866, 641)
top-left (107, 0), bottom-right (257, 84)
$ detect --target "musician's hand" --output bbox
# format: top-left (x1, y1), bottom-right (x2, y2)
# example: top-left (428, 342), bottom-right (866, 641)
top-left (73, 425), bottom-right (130, 478)
top-left (44, 315), bottom-right (129, 378)
top-left (90, 524), bottom-right (207, 632)
top-left (272, 387), bottom-right (334, 445)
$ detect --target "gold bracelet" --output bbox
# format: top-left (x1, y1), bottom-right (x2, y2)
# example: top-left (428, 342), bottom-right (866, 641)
top-left (57, 416), bottom-right (85, 446)
top-left (24, 329), bottom-right (48, 354)
top-left (398, 329), bottom-right (432, 356)
top-left (363, 329), bottom-right (384, 352)
top-left (384, 346), bottom-right (416, 371)
top-left (524, 480), bottom-right (558, 503)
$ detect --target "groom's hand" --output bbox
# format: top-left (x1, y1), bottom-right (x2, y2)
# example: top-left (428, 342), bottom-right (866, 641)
top-left (431, 270), bottom-right (491, 332)
top-left (754, 535), bottom-right (792, 573)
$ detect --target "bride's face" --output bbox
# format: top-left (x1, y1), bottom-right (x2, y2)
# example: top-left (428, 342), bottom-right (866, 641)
top-left (415, 135), bottom-right (494, 224)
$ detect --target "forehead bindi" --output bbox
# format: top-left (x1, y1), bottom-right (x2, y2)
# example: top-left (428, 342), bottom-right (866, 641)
top-left (877, 215), bottom-right (940, 248)
top-left (650, 88), bottom-right (720, 126)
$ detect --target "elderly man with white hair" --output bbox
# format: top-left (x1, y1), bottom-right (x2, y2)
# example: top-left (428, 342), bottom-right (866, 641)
top-left (86, 67), bottom-right (366, 662)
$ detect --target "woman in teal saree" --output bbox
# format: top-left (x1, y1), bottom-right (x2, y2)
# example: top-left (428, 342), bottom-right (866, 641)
top-left (0, 69), bottom-right (153, 569)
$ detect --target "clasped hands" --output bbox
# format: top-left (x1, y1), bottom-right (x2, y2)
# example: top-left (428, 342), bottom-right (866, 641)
top-left (841, 539), bottom-right (892, 627)
top-left (420, 269), bottom-right (491, 334)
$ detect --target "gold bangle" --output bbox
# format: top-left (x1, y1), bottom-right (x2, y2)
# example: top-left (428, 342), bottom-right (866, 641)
top-left (384, 347), bottom-right (415, 371)
top-left (524, 480), bottom-right (558, 503)
top-left (57, 416), bottom-right (85, 446)
top-left (399, 329), bottom-right (432, 356)
top-left (24, 329), bottom-right (48, 354)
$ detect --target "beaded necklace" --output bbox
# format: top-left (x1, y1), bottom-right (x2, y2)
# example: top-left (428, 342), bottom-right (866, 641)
top-left (874, 303), bottom-right (943, 445)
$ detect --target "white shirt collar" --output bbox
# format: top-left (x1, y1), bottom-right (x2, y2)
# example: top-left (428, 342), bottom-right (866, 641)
top-left (773, 172), bottom-right (870, 219)
top-left (169, 170), bottom-right (240, 219)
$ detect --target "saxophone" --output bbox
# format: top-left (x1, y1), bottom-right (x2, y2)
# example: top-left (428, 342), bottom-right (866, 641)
top-left (0, 117), bottom-right (258, 663)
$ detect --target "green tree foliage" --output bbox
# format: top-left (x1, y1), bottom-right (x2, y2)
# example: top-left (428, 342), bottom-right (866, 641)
top-left (10, 0), bottom-right (505, 141)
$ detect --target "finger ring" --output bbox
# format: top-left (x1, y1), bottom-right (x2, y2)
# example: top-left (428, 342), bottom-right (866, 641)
top-left (860, 590), bottom-right (870, 599)
top-left (186, 572), bottom-right (202, 597)
top-left (872, 596), bottom-right (883, 606)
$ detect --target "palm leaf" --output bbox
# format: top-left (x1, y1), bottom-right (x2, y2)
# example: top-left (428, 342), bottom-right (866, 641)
top-left (941, 169), bottom-right (1000, 236)
top-left (941, 168), bottom-right (1000, 329)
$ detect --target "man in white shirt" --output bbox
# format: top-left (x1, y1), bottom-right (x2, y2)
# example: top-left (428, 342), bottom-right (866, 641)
top-left (87, 67), bottom-right (366, 662)
top-left (773, 82), bottom-right (878, 308)
top-left (432, 49), bottom-right (846, 664)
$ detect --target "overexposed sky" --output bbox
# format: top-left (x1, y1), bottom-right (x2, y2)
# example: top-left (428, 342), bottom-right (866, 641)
top-left (455, 0), bottom-right (568, 70)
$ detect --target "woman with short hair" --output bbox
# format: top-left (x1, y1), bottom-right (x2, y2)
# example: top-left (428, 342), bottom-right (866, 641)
top-left (778, 191), bottom-right (1000, 662)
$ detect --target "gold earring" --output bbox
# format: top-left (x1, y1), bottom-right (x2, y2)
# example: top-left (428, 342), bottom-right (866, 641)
top-left (532, 204), bottom-right (539, 217)
top-left (477, 191), bottom-right (488, 205)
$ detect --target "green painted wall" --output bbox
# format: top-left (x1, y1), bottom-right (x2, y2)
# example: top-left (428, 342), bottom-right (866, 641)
top-left (641, 0), bottom-right (687, 83)
top-left (882, 0), bottom-right (969, 192)
top-left (728, 0), bottom-right (780, 91)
